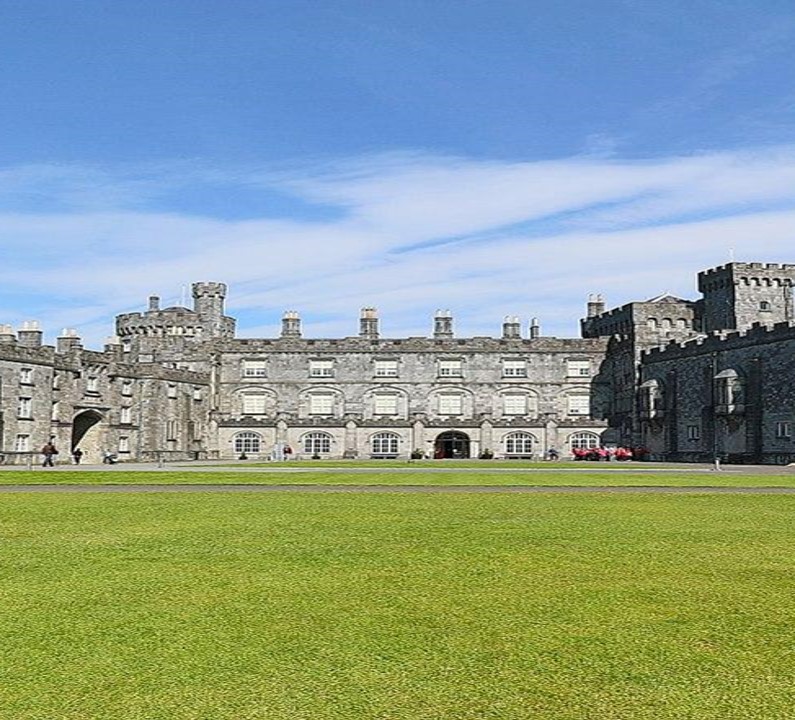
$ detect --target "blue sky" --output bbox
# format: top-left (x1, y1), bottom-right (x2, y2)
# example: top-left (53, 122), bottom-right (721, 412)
top-left (2, 0), bottom-right (795, 344)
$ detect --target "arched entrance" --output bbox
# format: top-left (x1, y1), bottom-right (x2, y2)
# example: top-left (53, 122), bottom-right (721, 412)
top-left (71, 410), bottom-right (104, 463)
top-left (434, 431), bottom-right (471, 459)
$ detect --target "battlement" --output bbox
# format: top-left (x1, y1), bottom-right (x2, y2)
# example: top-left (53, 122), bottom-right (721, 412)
top-left (698, 262), bottom-right (795, 290)
top-left (642, 320), bottom-right (795, 362)
top-left (192, 281), bottom-right (227, 298)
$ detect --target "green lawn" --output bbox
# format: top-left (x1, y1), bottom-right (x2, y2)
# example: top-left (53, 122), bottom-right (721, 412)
top-left (2, 492), bottom-right (795, 719)
top-left (2, 468), bottom-right (795, 486)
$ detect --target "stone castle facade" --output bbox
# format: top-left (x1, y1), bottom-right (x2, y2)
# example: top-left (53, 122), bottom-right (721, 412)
top-left (1, 262), bottom-right (794, 464)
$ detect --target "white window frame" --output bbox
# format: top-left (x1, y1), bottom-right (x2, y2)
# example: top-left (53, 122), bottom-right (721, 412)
top-left (374, 359), bottom-right (399, 377)
top-left (502, 360), bottom-right (527, 377)
top-left (570, 432), bottom-right (600, 450)
top-left (567, 360), bottom-right (591, 377)
top-left (373, 394), bottom-right (399, 416)
top-left (303, 432), bottom-right (332, 454)
top-left (567, 394), bottom-right (590, 416)
top-left (242, 360), bottom-right (267, 378)
top-left (20, 367), bottom-right (33, 384)
top-left (242, 394), bottom-right (267, 415)
top-left (503, 393), bottom-right (527, 416)
top-left (193, 386), bottom-right (202, 401)
top-left (438, 393), bottom-right (463, 415)
top-left (167, 383), bottom-right (178, 399)
top-left (504, 432), bottom-right (535, 455)
top-left (234, 432), bottom-right (262, 454)
top-left (14, 434), bottom-right (30, 452)
top-left (371, 432), bottom-right (399, 455)
top-left (120, 406), bottom-right (133, 424)
top-left (309, 360), bottom-right (334, 378)
top-left (86, 376), bottom-right (99, 392)
top-left (438, 359), bottom-right (463, 377)
top-left (121, 380), bottom-right (134, 396)
top-left (18, 397), bottom-right (32, 419)
top-left (118, 436), bottom-right (130, 453)
top-left (309, 393), bottom-right (335, 416)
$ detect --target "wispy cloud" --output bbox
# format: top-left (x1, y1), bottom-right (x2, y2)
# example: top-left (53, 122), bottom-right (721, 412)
top-left (1, 146), bottom-right (795, 345)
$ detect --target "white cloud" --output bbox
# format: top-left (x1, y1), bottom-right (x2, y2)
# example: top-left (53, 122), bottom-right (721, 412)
top-left (1, 146), bottom-right (795, 346)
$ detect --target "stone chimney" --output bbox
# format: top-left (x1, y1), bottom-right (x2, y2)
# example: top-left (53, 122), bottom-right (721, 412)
top-left (281, 311), bottom-right (302, 338)
top-left (587, 294), bottom-right (605, 318)
top-left (502, 316), bottom-right (521, 339)
top-left (17, 321), bottom-right (43, 348)
top-left (433, 310), bottom-right (453, 339)
top-left (359, 307), bottom-right (380, 339)
top-left (0, 324), bottom-right (16, 345)
top-left (57, 328), bottom-right (82, 354)
top-left (529, 317), bottom-right (540, 339)
top-left (148, 295), bottom-right (160, 312)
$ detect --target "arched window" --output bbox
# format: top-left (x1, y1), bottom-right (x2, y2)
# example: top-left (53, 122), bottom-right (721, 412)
top-left (714, 369), bottom-right (744, 406)
top-left (504, 432), bottom-right (536, 455)
top-left (234, 431), bottom-right (261, 454)
top-left (660, 318), bottom-right (673, 330)
top-left (676, 318), bottom-right (688, 329)
top-left (569, 432), bottom-right (600, 450)
top-left (647, 318), bottom-right (658, 330)
top-left (303, 432), bottom-right (332, 454)
top-left (371, 432), bottom-right (399, 456)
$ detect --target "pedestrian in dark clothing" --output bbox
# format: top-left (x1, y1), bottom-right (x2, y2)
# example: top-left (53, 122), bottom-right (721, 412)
top-left (41, 442), bottom-right (58, 467)
top-left (72, 447), bottom-right (83, 465)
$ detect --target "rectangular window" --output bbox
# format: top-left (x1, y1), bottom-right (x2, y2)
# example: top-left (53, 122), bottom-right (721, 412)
top-left (242, 394), bottom-right (267, 415)
top-left (120, 407), bottom-right (132, 424)
top-left (687, 424), bottom-right (701, 440)
top-left (567, 394), bottom-right (590, 416)
top-left (51, 402), bottom-right (59, 421)
top-left (374, 359), bottom-right (398, 377)
top-left (309, 360), bottom-right (334, 377)
top-left (167, 383), bottom-right (177, 399)
top-left (502, 360), bottom-right (527, 377)
top-left (776, 421), bottom-right (792, 439)
top-left (503, 394), bottom-right (527, 415)
top-left (309, 394), bottom-right (334, 415)
top-left (86, 376), bottom-right (99, 392)
top-left (193, 386), bottom-right (202, 401)
top-left (438, 359), bottom-right (463, 377)
top-left (119, 436), bottom-right (130, 453)
top-left (439, 394), bottom-right (463, 415)
top-left (567, 360), bottom-right (591, 377)
top-left (18, 397), bottom-right (32, 418)
top-left (121, 380), bottom-right (134, 396)
top-left (121, 339), bottom-right (132, 353)
top-left (52, 373), bottom-right (60, 390)
top-left (166, 420), bottom-right (178, 441)
top-left (20, 368), bottom-right (33, 384)
top-left (242, 360), bottom-right (267, 377)
top-left (373, 394), bottom-right (398, 415)
top-left (14, 434), bottom-right (29, 452)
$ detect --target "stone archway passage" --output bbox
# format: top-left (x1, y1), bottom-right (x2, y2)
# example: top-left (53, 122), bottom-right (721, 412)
top-left (71, 410), bottom-right (104, 462)
top-left (434, 431), bottom-right (471, 459)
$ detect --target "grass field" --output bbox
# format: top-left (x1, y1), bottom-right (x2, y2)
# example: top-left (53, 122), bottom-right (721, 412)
top-left (2, 491), bottom-right (795, 719)
top-left (3, 468), bottom-right (795, 486)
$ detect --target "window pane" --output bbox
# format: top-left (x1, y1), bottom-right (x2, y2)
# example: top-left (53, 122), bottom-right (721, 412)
top-left (502, 360), bottom-right (526, 376)
top-left (567, 360), bottom-right (591, 377)
top-left (439, 360), bottom-right (462, 376)
top-left (242, 394), bottom-right (267, 414)
top-left (309, 394), bottom-right (334, 415)
top-left (374, 360), bottom-right (398, 376)
top-left (503, 394), bottom-right (527, 415)
top-left (310, 360), bottom-right (334, 377)
top-left (242, 360), bottom-right (267, 377)
top-left (439, 394), bottom-right (462, 414)
top-left (567, 394), bottom-right (590, 415)
top-left (374, 394), bottom-right (398, 415)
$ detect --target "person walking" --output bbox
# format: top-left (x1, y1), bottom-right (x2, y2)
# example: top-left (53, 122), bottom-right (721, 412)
top-left (41, 440), bottom-right (58, 467)
top-left (72, 447), bottom-right (84, 465)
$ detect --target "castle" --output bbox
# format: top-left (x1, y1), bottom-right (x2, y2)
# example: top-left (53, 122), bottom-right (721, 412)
top-left (1, 262), bottom-right (794, 464)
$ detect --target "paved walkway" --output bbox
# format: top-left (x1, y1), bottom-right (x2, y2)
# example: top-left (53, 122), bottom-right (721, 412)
top-left (2, 483), bottom-right (795, 494)
top-left (2, 460), bottom-right (794, 474)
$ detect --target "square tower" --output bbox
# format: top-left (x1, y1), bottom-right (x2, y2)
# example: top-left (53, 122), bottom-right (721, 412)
top-left (697, 262), bottom-right (795, 332)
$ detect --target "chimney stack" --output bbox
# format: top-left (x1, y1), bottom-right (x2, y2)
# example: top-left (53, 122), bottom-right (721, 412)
top-left (148, 295), bottom-right (160, 312)
top-left (359, 307), bottom-right (380, 339)
top-left (502, 316), bottom-right (521, 339)
top-left (433, 310), bottom-right (453, 339)
top-left (17, 321), bottom-right (43, 348)
top-left (529, 317), bottom-right (540, 339)
top-left (57, 328), bottom-right (82, 354)
top-left (281, 311), bottom-right (302, 338)
top-left (587, 294), bottom-right (605, 318)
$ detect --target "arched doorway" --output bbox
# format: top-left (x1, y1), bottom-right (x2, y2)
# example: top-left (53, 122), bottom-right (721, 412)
top-left (71, 410), bottom-right (104, 463)
top-left (434, 431), bottom-right (470, 459)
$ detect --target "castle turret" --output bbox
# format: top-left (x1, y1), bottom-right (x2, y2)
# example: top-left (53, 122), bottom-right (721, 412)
top-left (360, 308), bottom-right (379, 339)
top-left (502, 316), bottom-right (521, 339)
top-left (192, 282), bottom-right (227, 319)
top-left (433, 310), bottom-right (453, 339)
top-left (698, 262), bottom-right (795, 332)
top-left (587, 294), bottom-right (605, 318)
top-left (281, 311), bottom-right (302, 338)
